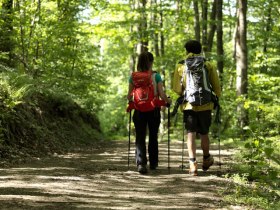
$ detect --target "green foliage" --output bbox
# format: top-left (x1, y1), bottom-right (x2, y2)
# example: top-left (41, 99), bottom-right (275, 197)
top-left (0, 76), bottom-right (28, 110)
top-left (241, 127), bottom-right (279, 183)
top-left (0, 0), bottom-right (107, 112)
top-left (247, 74), bottom-right (280, 136)
top-left (0, 71), bottom-right (103, 162)
top-left (222, 173), bottom-right (280, 210)
top-left (0, 72), bottom-right (30, 145)
top-left (98, 75), bottom-right (128, 137)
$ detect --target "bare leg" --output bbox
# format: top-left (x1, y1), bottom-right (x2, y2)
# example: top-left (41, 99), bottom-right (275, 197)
top-left (187, 132), bottom-right (196, 159)
top-left (201, 133), bottom-right (214, 171)
top-left (200, 134), bottom-right (210, 156)
top-left (187, 132), bottom-right (198, 176)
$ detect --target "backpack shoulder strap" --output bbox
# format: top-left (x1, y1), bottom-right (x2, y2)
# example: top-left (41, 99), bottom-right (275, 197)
top-left (180, 60), bottom-right (188, 87)
top-left (178, 60), bottom-right (185, 65)
top-left (152, 72), bottom-right (158, 96)
top-left (202, 64), bottom-right (213, 92)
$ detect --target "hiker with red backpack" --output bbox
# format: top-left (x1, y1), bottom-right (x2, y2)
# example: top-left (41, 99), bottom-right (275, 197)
top-left (127, 51), bottom-right (171, 174)
top-left (172, 40), bottom-right (221, 176)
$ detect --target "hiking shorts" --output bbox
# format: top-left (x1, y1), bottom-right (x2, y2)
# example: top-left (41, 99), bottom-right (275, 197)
top-left (183, 110), bottom-right (212, 135)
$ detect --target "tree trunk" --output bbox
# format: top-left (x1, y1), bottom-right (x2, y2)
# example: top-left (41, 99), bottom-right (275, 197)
top-left (129, 0), bottom-right (136, 72)
top-left (151, 0), bottom-right (160, 56)
top-left (193, 0), bottom-right (200, 42)
top-left (31, 0), bottom-right (42, 78)
top-left (227, 0), bottom-right (234, 39)
top-left (216, 0), bottom-right (223, 84)
top-left (0, 0), bottom-right (14, 67)
top-left (201, 0), bottom-right (208, 52)
top-left (236, 0), bottom-right (248, 131)
top-left (261, 0), bottom-right (272, 73)
top-left (159, 0), bottom-right (164, 56)
top-left (131, 0), bottom-right (148, 72)
top-left (159, 0), bottom-right (166, 136)
top-left (137, 0), bottom-right (148, 54)
top-left (263, 5), bottom-right (271, 54)
top-left (207, 0), bottom-right (217, 52)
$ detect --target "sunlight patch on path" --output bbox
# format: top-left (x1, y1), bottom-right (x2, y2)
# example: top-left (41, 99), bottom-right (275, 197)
top-left (0, 140), bottom-right (241, 209)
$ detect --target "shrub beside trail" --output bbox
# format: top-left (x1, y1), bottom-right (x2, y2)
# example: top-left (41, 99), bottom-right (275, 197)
top-left (0, 89), bottom-right (103, 165)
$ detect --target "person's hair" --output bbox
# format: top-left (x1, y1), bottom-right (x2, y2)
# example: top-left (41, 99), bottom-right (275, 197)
top-left (146, 51), bottom-right (154, 63)
top-left (184, 40), bottom-right (202, 54)
top-left (137, 51), bottom-right (154, 72)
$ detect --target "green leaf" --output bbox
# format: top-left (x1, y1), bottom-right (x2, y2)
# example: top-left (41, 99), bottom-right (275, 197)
top-left (264, 147), bottom-right (274, 156)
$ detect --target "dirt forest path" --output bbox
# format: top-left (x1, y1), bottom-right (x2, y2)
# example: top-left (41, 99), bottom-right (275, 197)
top-left (0, 140), bottom-right (243, 210)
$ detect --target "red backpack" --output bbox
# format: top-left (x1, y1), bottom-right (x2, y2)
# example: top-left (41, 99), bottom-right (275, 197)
top-left (131, 71), bottom-right (157, 112)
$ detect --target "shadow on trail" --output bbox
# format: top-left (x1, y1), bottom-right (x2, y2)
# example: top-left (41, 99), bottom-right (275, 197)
top-left (0, 140), bottom-right (235, 210)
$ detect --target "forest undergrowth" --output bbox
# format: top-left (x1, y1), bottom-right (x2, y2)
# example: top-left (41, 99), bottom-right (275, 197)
top-left (0, 75), bottom-right (103, 166)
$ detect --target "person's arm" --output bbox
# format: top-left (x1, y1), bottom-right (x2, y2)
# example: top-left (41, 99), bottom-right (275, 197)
top-left (157, 82), bottom-right (172, 104)
top-left (172, 64), bottom-right (184, 95)
top-left (127, 82), bottom-right (133, 101)
top-left (206, 62), bottom-right (221, 97)
top-left (127, 76), bottom-right (134, 101)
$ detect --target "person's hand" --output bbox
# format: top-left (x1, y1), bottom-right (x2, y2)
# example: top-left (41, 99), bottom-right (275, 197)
top-left (126, 101), bottom-right (135, 112)
top-left (166, 97), bottom-right (172, 107)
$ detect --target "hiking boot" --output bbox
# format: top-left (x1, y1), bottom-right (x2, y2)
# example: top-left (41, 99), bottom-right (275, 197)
top-left (149, 164), bottom-right (158, 170)
top-left (137, 165), bottom-right (147, 174)
top-left (202, 155), bottom-right (214, 171)
top-left (189, 161), bottom-right (198, 176)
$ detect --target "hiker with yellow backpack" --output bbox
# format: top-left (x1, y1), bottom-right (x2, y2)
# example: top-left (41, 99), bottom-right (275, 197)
top-left (172, 40), bottom-right (221, 176)
top-left (127, 51), bottom-right (171, 174)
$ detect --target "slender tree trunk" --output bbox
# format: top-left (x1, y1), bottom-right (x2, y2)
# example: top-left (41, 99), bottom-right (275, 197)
top-left (159, 0), bottom-right (164, 56)
top-left (263, 0), bottom-right (272, 53)
top-left (159, 0), bottom-right (166, 136)
top-left (261, 0), bottom-right (272, 73)
top-left (236, 0), bottom-right (248, 131)
top-left (207, 0), bottom-right (217, 52)
top-left (131, 0), bottom-right (148, 71)
top-left (32, 0), bottom-right (42, 78)
top-left (232, 1), bottom-right (238, 60)
top-left (201, 0), bottom-right (208, 52)
top-left (15, 0), bottom-right (29, 72)
top-left (193, 0), bottom-right (200, 42)
top-left (137, 0), bottom-right (148, 54)
top-left (129, 0), bottom-right (136, 72)
top-left (0, 0), bottom-right (14, 67)
top-left (151, 0), bottom-right (160, 56)
top-left (216, 0), bottom-right (223, 85)
top-left (227, 0), bottom-right (233, 39)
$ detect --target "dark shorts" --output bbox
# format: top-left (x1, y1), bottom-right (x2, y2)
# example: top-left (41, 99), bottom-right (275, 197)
top-left (183, 110), bottom-right (212, 135)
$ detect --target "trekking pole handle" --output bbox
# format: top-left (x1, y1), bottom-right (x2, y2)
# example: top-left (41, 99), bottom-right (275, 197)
top-left (166, 96), bottom-right (171, 108)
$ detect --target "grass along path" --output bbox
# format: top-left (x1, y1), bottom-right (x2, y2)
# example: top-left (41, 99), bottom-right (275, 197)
top-left (0, 140), bottom-right (248, 209)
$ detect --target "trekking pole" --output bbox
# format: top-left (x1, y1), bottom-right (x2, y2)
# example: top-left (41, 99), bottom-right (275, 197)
top-left (180, 116), bottom-right (185, 171)
top-left (217, 106), bottom-right (221, 170)
top-left (167, 104), bottom-right (171, 172)
top-left (214, 102), bottom-right (221, 170)
top-left (218, 120), bottom-right (221, 170)
top-left (128, 110), bottom-right (132, 169)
